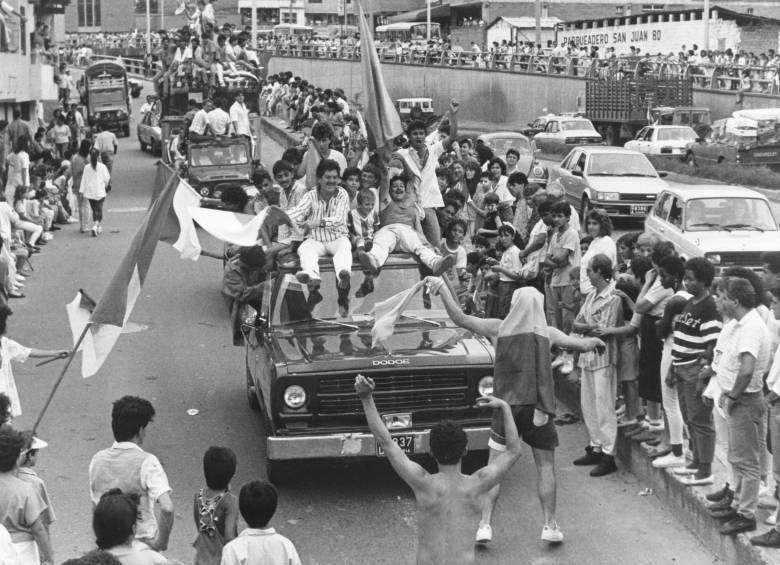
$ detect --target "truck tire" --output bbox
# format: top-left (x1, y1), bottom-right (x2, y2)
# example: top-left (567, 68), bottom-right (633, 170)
top-left (140, 139), bottom-right (147, 152)
top-left (461, 450), bottom-right (490, 474)
top-left (246, 367), bottom-right (260, 411)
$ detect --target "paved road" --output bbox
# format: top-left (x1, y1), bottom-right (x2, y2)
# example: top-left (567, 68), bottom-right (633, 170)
top-left (7, 87), bottom-right (717, 564)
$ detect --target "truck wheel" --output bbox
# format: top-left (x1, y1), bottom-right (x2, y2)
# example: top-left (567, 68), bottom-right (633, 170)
top-left (580, 196), bottom-right (591, 219)
top-left (246, 367), bottom-right (260, 411)
top-left (123, 124), bottom-right (130, 137)
top-left (140, 139), bottom-right (147, 152)
top-left (461, 450), bottom-right (490, 474)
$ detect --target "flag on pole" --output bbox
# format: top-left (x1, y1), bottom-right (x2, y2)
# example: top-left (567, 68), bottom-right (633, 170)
top-left (357, 0), bottom-right (403, 151)
top-left (189, 205), bottom-right (291, 249)
top-left (159, 178), bottom-right (203, 260)
top-left (370, 280), bottom-right (426, 349)
top-left (72, 173), bottom-right (179, 378)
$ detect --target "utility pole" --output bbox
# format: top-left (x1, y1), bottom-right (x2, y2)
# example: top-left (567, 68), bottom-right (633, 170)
top-left (160, 0), bottom-right (164, 31)
top-left (534, 0), bottom-right (541, 46)
top-left (146, 0), bottom-right (151, 53)
top-left (426, 0), bottom-right (431, 41)
top-left (703, 0), bottom-right (710, 51)
top-left (252, 0), bottom-right (258, 50)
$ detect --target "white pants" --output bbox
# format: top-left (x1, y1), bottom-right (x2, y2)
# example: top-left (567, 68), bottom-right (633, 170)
top-left (580, 366), bottom-right (618, 455)
top-left (661, 339), bottom-right (685, 445)
top-left (297, 237), bottom-right (352, 282)
top-left (714, 407), bottom-right (735, 485)
top-left (14, 540), bottom-right (39, 565)
top-left (370, 224), bottom-right (438, 268)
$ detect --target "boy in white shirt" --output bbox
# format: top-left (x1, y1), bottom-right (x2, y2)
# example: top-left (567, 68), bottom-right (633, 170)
top-left (220, 481), bottom-right (301, 565)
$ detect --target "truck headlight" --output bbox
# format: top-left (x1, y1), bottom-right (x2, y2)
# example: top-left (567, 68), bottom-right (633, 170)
top-left (705, 253), bottom-right (722, 265)
top-left (477, 376), bottom-right (494, 397)
top-left (283, 385), bottom-right (307, 409)
top-left (593, 191), bottom-right (619, 201)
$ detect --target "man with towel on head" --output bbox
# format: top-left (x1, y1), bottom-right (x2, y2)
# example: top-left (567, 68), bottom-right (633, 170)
top-left (428, 277), bottom-right (605, 546)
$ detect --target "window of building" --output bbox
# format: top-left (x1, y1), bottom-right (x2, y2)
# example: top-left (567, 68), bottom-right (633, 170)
top-left (309, 0), bottom-right (323, 3)
top-left (78, 0), bottom-right (101, 27)
top-left (641, 4), bottom-right (665, 12)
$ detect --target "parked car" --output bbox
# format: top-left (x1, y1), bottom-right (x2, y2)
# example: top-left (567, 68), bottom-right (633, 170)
top-left (685, 112), bottom-right (780, 167)
top-left (644, 185), bottom-right (780, 273)
top-left (533, 116), bottom-right (603, 154)
top-left (520, 114), bottom-right (555, 138)
top-left (244, 255), bottom-right (495, 482)
top-left (624, 125), bottom-right (698, 157)
top-left (137, 107), bottom-right (162, 156)
top-left (476, 132), bottom-right (546, 184)
top-left (550, 146), bottom-right (667, 219)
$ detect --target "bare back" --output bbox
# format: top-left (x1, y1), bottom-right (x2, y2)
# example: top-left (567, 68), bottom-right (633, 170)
top-left (414, 472), bottom-right (484, 565)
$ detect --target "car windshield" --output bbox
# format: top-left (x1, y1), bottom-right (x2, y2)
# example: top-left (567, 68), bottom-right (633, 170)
top-left (189, 144), bottom-right (248, 166)
top-left (657, 127), bottom-right (697, 141)
top-left (484, 137), bottom-right (531, 156)
top-left (685, 197), bottom-right (777, 231)
top-left (586, 153), bottom-right (657, 177)
top-left (561, 120), bottom-right (595, 132)
top-left (271, 264), bottom-right (449, 326)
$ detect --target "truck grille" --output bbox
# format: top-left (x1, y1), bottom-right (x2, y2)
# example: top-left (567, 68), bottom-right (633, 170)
top-left (719, 252), bottom-right (763, 268)
top-left (619, 193), bottom-right (657, 201)
top-left (317, 371), bottom-right (469, 414)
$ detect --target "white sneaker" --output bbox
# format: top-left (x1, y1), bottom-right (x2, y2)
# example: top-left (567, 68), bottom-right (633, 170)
top-left (541, 523), bottom-right (564, 543)
top-left (672, 466), bottom-right (699, 475)
top-left (767, 514), bottom-right (777, 526)
top-left (652, 453), bottom-right (686, 469)
top-left (475, 524), bottom-right (492, 544)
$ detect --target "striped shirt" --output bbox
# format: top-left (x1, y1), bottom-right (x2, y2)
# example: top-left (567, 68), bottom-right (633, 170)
top-left (287, 187), bottom-right (350, 243)
top-left (671, 295), bottom-right (721, 366)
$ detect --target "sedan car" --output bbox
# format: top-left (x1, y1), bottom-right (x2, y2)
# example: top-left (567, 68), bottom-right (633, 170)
top-left (624, 125), bottom-right (698, 156)
top-left (551, 146), bottom-right (667, 219)
top-left (476, 131), bottom-right (546, 183)
top-left (533, 116), bottom-right (603, 155)
top-left (137, 109), bottom-right (162, 156)
top-left (644, 185), bottom-right (780, 273)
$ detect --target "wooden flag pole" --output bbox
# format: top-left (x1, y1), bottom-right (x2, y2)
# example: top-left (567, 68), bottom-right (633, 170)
top-left (33, 323), bottom-right (91, 433)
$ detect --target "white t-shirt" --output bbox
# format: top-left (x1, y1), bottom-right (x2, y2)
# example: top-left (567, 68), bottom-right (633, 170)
top-left (498, 245), bottom-right (523, 282)
top-left (713, 309), bottom-right (771, 393)
top-left (207, 108), bottom-right (232, 135)
top-left (579, 235), bottom-right (617, 294)
top-left (229, 101), bottom-right (251, 136)
top-left (220, 528), bottom-right (301, 565)
top-left (0, 524), bottom-right (16, 565)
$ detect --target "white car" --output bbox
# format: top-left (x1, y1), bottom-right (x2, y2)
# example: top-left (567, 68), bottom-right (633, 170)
top-left (551, 146), bottom-right (667, 219)
top-left (644, 185), bottom-right (780, 273)
top-left (624, 125), bottom-right (698, 156)
top-left (533, 116), bottom-right (603, 154)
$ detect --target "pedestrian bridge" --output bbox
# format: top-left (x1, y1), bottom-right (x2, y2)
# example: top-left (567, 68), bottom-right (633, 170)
top-left (266, 48), bottom-right (780, 130)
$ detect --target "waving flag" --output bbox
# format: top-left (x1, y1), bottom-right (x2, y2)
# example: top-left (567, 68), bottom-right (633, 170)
top-left (370, 280), bottom-right (426, 349)
top-left (357, 0), bottom-right (403, 151)
top-left (71, 173), bottom-right (179, 377)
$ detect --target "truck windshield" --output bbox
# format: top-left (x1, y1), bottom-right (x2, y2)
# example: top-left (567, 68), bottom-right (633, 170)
top-left (89, 89), bottom-right (126, 110)
top-left (685, 198), bottom-right (777, 231)
top-left (271, 266), bottom-right (450, 326)
top-left (587, 153), bottom-right (657, 177)
top-left (189, 144), bottom-right (248, 166)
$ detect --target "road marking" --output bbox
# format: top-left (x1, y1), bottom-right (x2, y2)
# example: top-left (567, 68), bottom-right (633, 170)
top-left (108, 206), bottom-right (148, 213)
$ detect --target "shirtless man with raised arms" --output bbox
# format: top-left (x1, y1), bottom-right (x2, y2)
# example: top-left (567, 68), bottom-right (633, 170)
top-left (355, 374), bottom-right (522, 565)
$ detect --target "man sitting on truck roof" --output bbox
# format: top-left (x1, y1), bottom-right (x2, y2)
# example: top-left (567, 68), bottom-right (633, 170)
top-left (355, 377), bottom-right (522, 565)
top-left (206, 97), bottom-right (233, 136)
top-left (189, 98), bottom-right (214, 137)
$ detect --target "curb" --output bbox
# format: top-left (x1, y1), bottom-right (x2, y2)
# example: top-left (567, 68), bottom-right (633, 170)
top-left (261, 116), bottom-right (304, 151)
top-left (555, 375), bottom-right (778, 565)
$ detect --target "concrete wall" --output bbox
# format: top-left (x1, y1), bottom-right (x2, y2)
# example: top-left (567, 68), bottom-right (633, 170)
top-left (268, 55), bottom-right (780, 128)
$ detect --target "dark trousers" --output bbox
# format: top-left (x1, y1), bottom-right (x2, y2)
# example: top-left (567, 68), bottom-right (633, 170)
top-left (675, 364), bottom-right (716, 465)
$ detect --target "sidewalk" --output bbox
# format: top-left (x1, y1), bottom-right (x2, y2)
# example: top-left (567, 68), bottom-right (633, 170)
top-left (556, 373), bottom-right (779, 565)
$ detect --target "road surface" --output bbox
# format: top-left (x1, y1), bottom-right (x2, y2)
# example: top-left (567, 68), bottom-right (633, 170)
top-left (7, 86), bottom-right (718, 564)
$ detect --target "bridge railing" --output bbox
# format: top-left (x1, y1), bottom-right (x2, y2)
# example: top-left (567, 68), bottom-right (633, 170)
top-left (72, 55), bottom-right (148, 78)
top-left (263, 43), bottom-right (780, 97)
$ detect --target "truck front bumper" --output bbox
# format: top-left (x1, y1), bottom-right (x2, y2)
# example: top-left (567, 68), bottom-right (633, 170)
top-left (267, 427), bottom-right (492, 460)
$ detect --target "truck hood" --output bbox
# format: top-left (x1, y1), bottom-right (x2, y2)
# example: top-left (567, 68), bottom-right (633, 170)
top-left (189, 166), bottom-right (251, 183)
top-left (585, 175), bottom-right (667, 194)
top-left (271, 325), bottom-right (494, 373)
top-left (690, 230), bottom-right (780, 253)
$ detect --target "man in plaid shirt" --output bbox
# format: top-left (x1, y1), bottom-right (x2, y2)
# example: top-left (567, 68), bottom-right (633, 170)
top-left (287, 159), bottom-right (353, 316)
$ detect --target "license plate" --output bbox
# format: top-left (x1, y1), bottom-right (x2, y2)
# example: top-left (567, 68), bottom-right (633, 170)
top-left (630, 204), bottom-right (651, 215)
top-left (377, 434), bottom-right (415, 456)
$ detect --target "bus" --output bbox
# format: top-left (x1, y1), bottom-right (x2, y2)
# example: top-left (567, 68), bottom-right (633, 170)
top-left (375, 22), bottom-right (441, 43)
top-left (272, 24), bottom-right (313, 37)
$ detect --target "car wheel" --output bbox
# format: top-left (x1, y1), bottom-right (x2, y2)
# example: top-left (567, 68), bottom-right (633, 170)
top-left (461, 450), bottom-right (490, 474)
top-left (139, 139), bottom-right (147, 152)
top-left (580, 196), bottom-right (591, 219)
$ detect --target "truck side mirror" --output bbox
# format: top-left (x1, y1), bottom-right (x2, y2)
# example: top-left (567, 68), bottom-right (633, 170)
top-left (572, 170), bottom-right (583, 177)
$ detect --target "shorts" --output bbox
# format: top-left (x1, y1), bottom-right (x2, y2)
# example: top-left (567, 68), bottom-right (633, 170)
top-left (488, 405), bottom-right (559, 452)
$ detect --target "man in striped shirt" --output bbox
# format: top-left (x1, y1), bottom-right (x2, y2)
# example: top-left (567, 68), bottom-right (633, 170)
top-left (286, 159), bottom-right (352, 316)
top-left (671, 257), bottom-right (721, 486)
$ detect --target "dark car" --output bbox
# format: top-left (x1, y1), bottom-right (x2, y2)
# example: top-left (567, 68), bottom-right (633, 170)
top-left (243, 255), bottom-right (495, 482)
